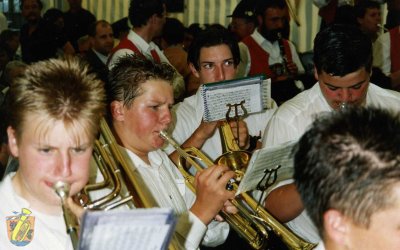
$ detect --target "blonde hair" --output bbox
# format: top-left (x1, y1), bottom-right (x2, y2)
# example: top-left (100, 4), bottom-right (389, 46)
top-left (7, 57), bottom-right (106, 142)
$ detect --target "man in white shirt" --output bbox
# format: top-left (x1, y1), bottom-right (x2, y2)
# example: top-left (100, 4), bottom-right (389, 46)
top-left (240, 0), bottom-right (305, 104)
top-left (294, 107), bottom-right (400, 250)
top-left (107, 54), bottom-right (236, 249)
top-left (373, 25), bottom-right (400, 90)
top-left (108, 0), bottom-right (185, 101)
top-left (261, 24), bottom-right (400, 244)
top-left (163, 28), bottom-right (277, 168)
top-left (83, 20), bottom-right (114, 83)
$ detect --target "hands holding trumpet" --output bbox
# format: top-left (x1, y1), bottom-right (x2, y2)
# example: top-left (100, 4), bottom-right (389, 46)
top-left (190, 164), bottom-right (238, 225)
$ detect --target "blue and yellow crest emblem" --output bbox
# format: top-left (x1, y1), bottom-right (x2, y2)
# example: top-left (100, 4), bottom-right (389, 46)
top-left (6, 208), bottom-right (35, 246)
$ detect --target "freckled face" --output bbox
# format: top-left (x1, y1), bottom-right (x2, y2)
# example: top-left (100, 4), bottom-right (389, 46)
top-left (316, 68), bottom-right (370, 110)
top-left (118, 79), bottom-right (174, 155)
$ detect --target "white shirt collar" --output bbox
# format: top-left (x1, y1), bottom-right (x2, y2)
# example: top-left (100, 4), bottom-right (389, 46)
top-left (92, 49), bottom-right (108, 65)
top-left (128, 29), bottom-right (151, 53)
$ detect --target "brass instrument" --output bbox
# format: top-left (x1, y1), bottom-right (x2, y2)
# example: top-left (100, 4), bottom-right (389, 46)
top-left (277, 32), bottom-right (291, 78)
top-left (215, 101), bottom-right (251, 181)
top-left (54, 118), bottom-right (179, 250)
top-left (160, 130), bottom-right (267, 249)
top-left (160, 131), bottom-right (316, 250)
top-left (53, 181), bottom-right (79, 250)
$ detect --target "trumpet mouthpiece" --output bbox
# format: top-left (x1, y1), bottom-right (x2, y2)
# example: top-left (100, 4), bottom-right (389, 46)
top-left (159, 130), bottom-right (168, 139)
top-left (53, 181), bottom-right (70, 200)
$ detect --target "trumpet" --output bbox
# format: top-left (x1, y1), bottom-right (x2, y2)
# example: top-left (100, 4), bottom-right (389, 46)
top-left (160, 131), bottom-right (316, 250)
top-left (53, 181), bottom-right (79, 250)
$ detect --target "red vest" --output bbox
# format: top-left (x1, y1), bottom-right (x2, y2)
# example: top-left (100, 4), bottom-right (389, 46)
top-left (108, 38), bottom-right (144, 65)
top-left (242, 35), bottom-right (293, 79)
top-left (389, 27), bottom-right (400, 73)
top-left (108, 38), bottom-right (161, 65)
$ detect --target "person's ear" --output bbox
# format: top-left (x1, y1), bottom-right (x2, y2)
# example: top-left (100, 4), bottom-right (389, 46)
top-left (110, 101), bottom-right (125, 122)
top-left (314, 66), bottom-right (319, 80)
top-left (323, 209), bottom-right (348, 246)
top-left (189, 63), bottom-right (200, 78)
top-left (7, 126), bottom-right (19, 157)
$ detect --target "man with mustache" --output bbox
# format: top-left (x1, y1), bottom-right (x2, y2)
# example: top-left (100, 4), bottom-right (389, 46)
top-left (241, 0), bottom-right (304, 105)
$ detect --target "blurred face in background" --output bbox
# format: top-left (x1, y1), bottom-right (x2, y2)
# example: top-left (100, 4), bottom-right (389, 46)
top-left (21, 0), bottom-right (42, 24)
top-left (92, 22), bottom-right (114, 56)
top-left (357, 7), bottom-right (381, 39)
top-left (258, 7), bottom-right (286, 42)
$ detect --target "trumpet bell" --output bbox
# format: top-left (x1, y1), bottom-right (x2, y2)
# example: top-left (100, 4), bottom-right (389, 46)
top-left (215, 150), bottom-right (251, 181)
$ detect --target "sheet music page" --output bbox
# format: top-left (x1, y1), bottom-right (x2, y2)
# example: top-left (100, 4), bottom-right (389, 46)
top-left (202, 83), bottom-right (263, 122)
top-left (236, 140), bottom-right (297, 196)
top-left (79, 208), bottom-right (176, 250)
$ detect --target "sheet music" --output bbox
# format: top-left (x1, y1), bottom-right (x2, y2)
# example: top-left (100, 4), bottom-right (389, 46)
top-left (236, 140), bottom-right (297, 196)
top-left (200, 76), bottom-right (271, 122)
top-left (79, 208), bottom-right (176, 250)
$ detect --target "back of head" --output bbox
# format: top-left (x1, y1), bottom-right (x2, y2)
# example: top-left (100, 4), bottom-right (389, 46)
top-left (7, 57), bottom-right (105, 141)
top-left (107, 54), bottom-right (175, 108)
top-left (128, 0), bottom-right (165, 28)
top-left (313, 24), bottom-right (372, 76)
top-left (43, 8), bottom-right (63, 24)
top-left (187, 27), bottom-right (240, 70)
top-left (111, 17), bottom-right (130, 40)
top-left (334, 5), bottom-right (357, 26)
top-left (161, 18), bottom-right (185, 46)
top-left (294, 107), bottom-right (400, 236)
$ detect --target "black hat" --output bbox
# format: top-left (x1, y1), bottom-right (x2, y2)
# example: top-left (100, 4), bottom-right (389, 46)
top-left (227, 0), bottom-right (257, 21)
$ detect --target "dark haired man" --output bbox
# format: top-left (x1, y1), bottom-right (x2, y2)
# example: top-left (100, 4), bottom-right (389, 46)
top-left (19, 0), bottom-right (75, 63)
top-left (260, 24), bottom-right (400, 244)
top-left (354, 0), bottom-right (382, 42)
top-left (82, 20), bottom-right (114, 83)
top-left (108, 0), bottom-right (184, 101)
top-left (241, 0), bottom-right (305, 104)
top-left (294, 107), bottom-right (400, 250)
top-left (164, 28), bottom-right (276, 175)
